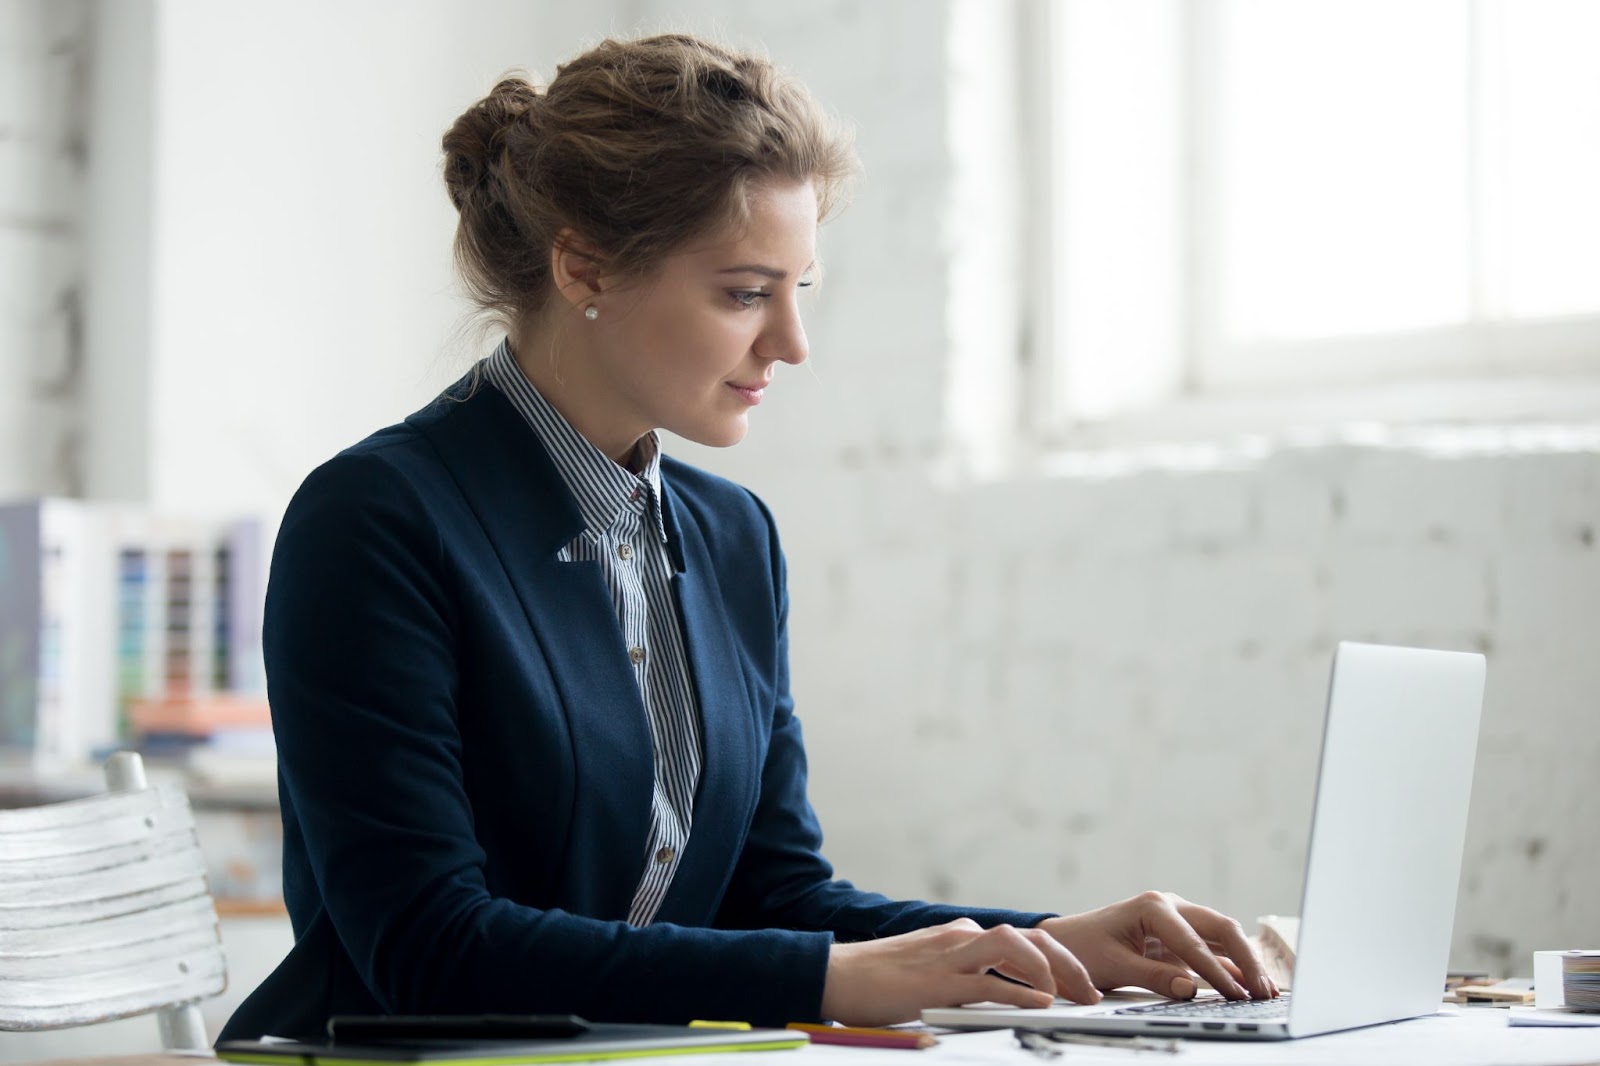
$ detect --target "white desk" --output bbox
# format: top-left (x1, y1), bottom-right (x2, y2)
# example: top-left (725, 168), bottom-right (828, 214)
top-left (31, 1013), bottom-right (1600, 1066)
top-left (822, 1010), bottom-right (1600, 1065)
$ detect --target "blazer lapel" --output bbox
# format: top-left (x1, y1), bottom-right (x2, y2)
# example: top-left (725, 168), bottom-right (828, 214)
top-left (407, 374), bottom-right (653, 921)
top-left (652, 478), bottom-right (761, 926)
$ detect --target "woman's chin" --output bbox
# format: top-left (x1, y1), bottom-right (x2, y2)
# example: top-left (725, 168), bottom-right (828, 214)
top-left (675, 416), bottom-right (751, 449)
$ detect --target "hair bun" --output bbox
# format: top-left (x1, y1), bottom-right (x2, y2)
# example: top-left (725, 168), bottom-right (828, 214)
top-left (442, 36), bottom-right (856, 331)
top-left (442, 75), bottom-right (541, 210)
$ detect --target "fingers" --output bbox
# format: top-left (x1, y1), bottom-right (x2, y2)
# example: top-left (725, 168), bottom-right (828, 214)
top-left (950, 972), bottom-right (1055, 1010)
top-left (941, 923), bottom-right (1100, 1005)
top-left (1039, 894), bottom-right (1280, 1005)
top-left (1147, 943), bottom-right (1247, 988)
top-left (1168, 895), bottom-right (1278, 999)
top-left (820, 919), bottom-right (1108, 1027)
top-left (950, 925), bottom-right (1057, 1001)
top-left (1138, 895), bottom-right (1252, 1000)
top-left (1211, 956), bottom-right (1247, 986)
top-left (1006, 928), bottom-right (1101, 1005)
top-left (1138, 962), bottom-right (1200, 1000)
top-left (1030, 928), bottom-right (1101, 1004)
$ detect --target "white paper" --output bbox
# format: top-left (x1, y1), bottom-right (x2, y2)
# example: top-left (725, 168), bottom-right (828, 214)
top-left (1509, 1005), bottom-right (1600, 1028)
top-left (1534, 950), bottom-right (1568, 1009)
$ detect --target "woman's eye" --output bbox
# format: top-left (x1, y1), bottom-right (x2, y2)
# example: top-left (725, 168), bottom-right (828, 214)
top-left (729, 290), bottom-right (768, 309)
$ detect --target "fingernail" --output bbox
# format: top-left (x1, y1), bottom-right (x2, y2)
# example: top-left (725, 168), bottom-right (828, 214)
top-left (1256, 976), bottom-right (1273, 998)
top-left (1171, 976), bottom-right (1195, 998)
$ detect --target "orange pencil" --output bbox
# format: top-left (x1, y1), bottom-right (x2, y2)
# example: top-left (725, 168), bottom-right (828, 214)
top-left (786, 1023), bottom-right (938, 1050)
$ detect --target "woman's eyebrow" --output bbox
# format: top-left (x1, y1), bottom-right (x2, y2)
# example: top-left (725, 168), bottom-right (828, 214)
top-left (717, 261), bottom-right (818, 280)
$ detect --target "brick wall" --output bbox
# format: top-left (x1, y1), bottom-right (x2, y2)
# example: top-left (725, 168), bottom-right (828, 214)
top-left (739, 434), bottom-right (1599, 978)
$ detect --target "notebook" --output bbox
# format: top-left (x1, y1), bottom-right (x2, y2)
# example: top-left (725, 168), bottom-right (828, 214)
top-left (216, 1020), bottom-right (807, 1064)
top-left (923, 641), bottom-right (1486, 1041)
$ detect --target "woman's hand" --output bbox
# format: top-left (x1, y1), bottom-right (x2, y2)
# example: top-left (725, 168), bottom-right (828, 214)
top-left (819, 918), bottom-right (1102, 1027)
top-left (1036, 891), bottom-right (1280, 1001)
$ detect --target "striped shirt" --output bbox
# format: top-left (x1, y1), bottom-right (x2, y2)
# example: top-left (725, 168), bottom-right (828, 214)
top-left (483, 339), bottom-right (703, 927)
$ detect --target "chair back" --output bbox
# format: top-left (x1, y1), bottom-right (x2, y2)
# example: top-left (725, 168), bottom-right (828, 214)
top-left (0, 752), bottom-right (226, 1047)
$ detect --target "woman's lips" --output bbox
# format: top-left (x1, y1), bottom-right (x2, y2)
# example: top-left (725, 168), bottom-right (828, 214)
top-left (727, 382), bottom-right (766, 405)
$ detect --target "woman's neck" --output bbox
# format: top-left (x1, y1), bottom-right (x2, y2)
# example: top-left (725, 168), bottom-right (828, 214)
top-left (506, 324), bottom-right (645, 467)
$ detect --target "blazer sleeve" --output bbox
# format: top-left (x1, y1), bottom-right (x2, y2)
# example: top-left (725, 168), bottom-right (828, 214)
top-left (267, 449), bottom-right (832, 1027)
top-left (711, 495), bottom-right (1055, 939)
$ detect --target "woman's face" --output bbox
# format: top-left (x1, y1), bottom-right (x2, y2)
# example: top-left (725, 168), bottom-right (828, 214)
top-left (572, 179), bottom-right (819, 458)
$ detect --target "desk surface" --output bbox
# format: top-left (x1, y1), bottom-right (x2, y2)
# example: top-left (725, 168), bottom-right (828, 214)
top-left (26, 1012), bottom-right (1600, 1066)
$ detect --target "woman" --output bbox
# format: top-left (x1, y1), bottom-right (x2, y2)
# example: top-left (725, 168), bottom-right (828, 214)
top-left (220, 34), bottom-right (1275, 1041)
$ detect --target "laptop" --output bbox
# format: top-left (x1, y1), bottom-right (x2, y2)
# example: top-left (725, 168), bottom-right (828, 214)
top-left (923, 641), bottom-right (1486, 1041)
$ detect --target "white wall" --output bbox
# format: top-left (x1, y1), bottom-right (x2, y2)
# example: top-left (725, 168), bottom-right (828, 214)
top-left (0, 0), bottom-right (86, 499)
top-left (78, 0), bottom-right (649, 514)
top-left (0, 8), bottom-right (1595, 1057)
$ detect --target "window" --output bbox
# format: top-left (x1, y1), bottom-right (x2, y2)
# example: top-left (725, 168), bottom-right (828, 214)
top-left (1030, 0), bottom-right (1600, 429)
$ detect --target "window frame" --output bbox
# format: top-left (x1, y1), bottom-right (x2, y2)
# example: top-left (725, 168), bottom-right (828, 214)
top-left (1022, 0), bottom-right (1600, 446)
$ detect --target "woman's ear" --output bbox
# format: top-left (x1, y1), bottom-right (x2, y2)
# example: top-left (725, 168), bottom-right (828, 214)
top-left (549, 228), bottom-right (606, 313)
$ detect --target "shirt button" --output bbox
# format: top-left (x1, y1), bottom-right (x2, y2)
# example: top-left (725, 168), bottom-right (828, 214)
top-left (617, 543), bottom-right (633, 561)
top-left (655, 846), bottom-right (675, 865)
top-left (628, 646), bottom-right (645, 665)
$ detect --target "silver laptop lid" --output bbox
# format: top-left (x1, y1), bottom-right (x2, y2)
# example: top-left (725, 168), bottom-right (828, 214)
top-left (1288, 642), bottom-right (1485, 1038)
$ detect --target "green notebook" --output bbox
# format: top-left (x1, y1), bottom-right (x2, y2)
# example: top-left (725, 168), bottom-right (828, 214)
top-left (216, 1023), bottom-right (807, 1065)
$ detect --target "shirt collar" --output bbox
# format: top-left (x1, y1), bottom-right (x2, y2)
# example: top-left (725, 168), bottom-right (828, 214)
top-left (483, 338), bottom-right (669, 548)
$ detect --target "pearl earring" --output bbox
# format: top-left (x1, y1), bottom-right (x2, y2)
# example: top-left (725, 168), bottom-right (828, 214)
top-left (584, 306), bottom-right (599, 321)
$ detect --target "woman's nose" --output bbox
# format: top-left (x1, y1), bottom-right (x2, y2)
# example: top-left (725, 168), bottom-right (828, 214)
top-left (760, 300), bottom-right (809, 366)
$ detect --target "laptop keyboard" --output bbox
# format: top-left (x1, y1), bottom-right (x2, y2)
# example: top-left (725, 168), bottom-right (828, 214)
top-left (1115, 993), bottom-right (1291, 1019)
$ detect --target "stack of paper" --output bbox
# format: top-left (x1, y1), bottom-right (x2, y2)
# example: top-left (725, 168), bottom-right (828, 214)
top-left (1566, 951), bottom-right (1600, 1010)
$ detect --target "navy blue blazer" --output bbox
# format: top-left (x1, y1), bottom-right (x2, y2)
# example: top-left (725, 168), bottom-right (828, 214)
top-left (219, 370), bottom-right (1050, 1041)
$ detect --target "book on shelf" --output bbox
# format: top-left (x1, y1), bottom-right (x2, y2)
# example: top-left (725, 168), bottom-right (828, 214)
top-left (0, 497), bottom-right (268, 773)
top-left (127, 690), bottom-right (276, 788)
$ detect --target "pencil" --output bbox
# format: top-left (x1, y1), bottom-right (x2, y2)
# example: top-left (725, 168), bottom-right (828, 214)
top-left (786, 1023), bottom-right (938, 1049)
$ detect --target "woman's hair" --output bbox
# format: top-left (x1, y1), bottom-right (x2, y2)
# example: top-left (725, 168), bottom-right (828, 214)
top-left (441, 34), bottom-right (857, 327)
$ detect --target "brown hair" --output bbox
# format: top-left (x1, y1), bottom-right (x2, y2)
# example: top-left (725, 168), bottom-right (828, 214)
top-left (441, 34), bottom-right (857, 328)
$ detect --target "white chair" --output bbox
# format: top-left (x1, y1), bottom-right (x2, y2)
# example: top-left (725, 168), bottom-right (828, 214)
top-left (0, 751), bottom-right (227, 1050)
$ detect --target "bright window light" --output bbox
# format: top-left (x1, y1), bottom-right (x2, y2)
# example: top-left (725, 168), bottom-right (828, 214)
top-left (1049, 0), bottom-right (1184, 421)
top-left (1500, 0), bottom-right (1600, 318)
top-left (1217, 0), bottom-right (1472, 341)
top-left (1037, 0), bottom-right (1600, 425)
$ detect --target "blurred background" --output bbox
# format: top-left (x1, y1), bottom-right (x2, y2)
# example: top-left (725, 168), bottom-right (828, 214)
top-left (2, 0), bottom-right (1597, 1057)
